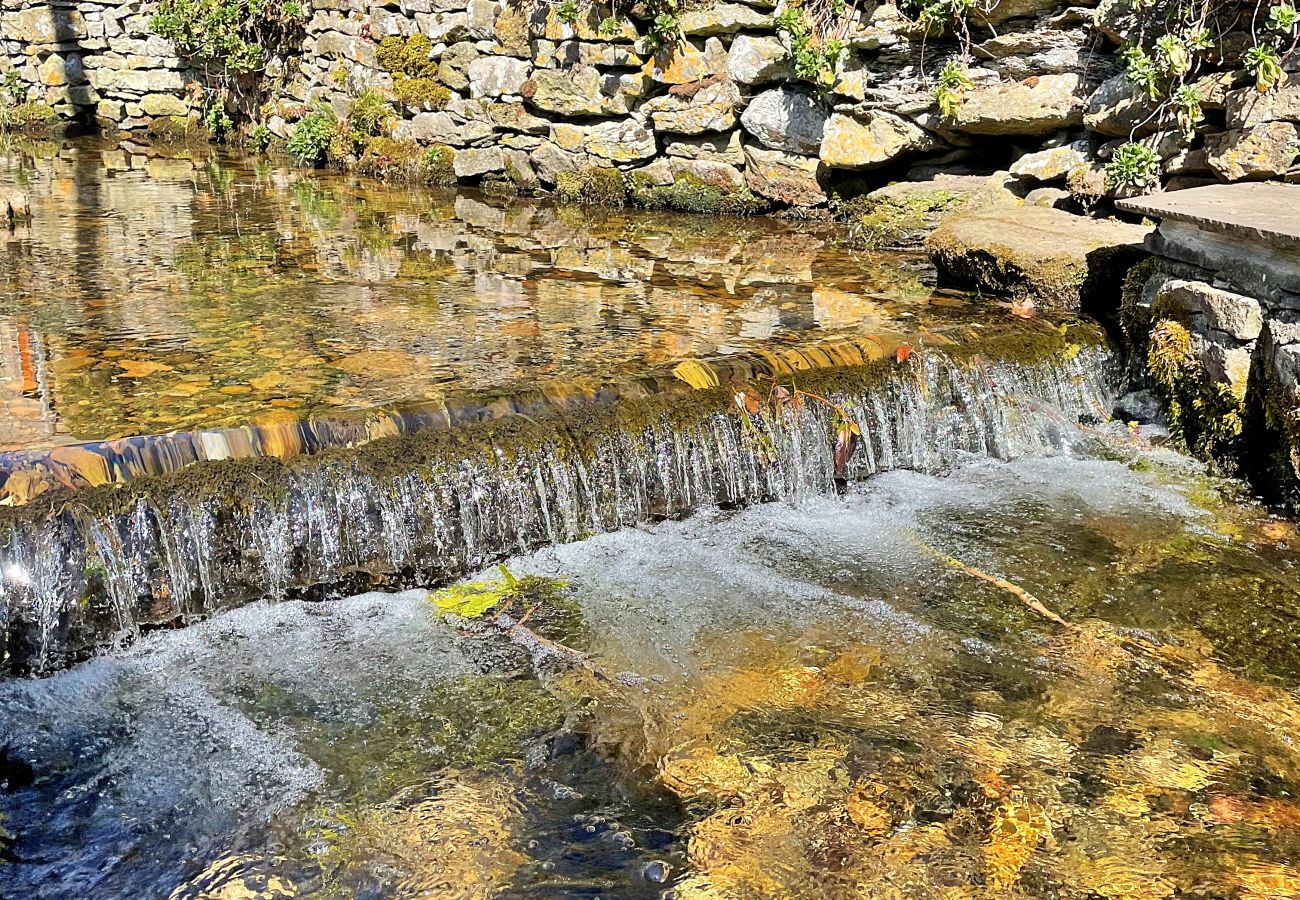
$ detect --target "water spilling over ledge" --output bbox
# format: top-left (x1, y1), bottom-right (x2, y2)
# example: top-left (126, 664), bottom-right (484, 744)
top-left (0, 325), bottom-right (1112, 675)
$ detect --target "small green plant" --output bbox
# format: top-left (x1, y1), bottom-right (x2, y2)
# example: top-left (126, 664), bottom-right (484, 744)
top-left (151, 0), bottom-right (304, 74)
top-left (1105, 141), bottom-right (1161, 191)
top-left (598, 14), bottom-right (620, 35)
top-left (934, 61), bottom-right (973, 116)
top-left (648, 11), bottom-right (682, 50)
top-left (1269, 1), bottom-right (1300, 36)
top-left (286, 105), bottom-right (337, 165)
top-left (777, 5), bottom-right (847, 84)
top-left (1121, 44), bottom-right (1162, 100)
top-left (203, 99), bottom-right (232, 138)
top-left (1172, 83), bottom-right (1203, 131)
top-left (557, 0), bottom-right (580, 23)
top-left (248, 122), bottom-right (272, 152)
top-left (1244, 43), bottom-right (1285, 92)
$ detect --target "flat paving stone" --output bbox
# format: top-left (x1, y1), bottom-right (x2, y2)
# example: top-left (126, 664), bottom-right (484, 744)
top-left (1117, 182), bottom-right (1300, 249)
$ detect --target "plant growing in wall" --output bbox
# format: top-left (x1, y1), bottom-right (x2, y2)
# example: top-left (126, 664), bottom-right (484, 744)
top-left (1104, 141), bottom-right (1161, 190)
top-left (151, 0), bottom-right (306, 138)
top-left (774, 3), bottom-right (851, 85)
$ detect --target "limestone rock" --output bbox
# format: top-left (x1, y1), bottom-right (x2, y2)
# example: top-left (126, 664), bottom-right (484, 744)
top-left (1205, 122), bottom-right (1300, 181)
top-left (438, 42), bottom-right (480, 90)
top-left (664, 130), bottom-right (745, 163)
top-left (427, 11), bottom-right (470, 42)
top-left (487, 102), bottom-right (551, 134)
top-left (947, 73), bottom-right (1086, 136)
top-left (467, 56), bottom-right (530, 98)
top-left (453, 146), bottom-right (506, 177)
top-left (523, 66), bottom-right (635, 116)
top-left (739, 87), bottom-right (829, 155)
top-left (742, 143), bottom-right (827, 206)
top-left (678, 3), bottom-right (771, 35)
top-left (1157, 279), bottom-right (1264, 342)
top-left (642, 38), bottom-right (728, 85)
top-left (1084, 73), bottom-right (1161, 138)
top-left (538, 41), bottom-right (644, 68)
top-left (2, 190), bottom-right (30, 221)
top-left (530, 6), bottom-right (638, 41)
top-left (1226, 76), bottom-right (1300, 129)
top-left (926, 206), bottom-right (1152, 310)
top-left (582, 119), bottom-right (658, 162)
top-left (726, 35), bottom-right (792, 85)
top-left (37, 53), bottom-right (86, 87)
top-left (139, 93), bottom-right (188, 117)
top-left (1025, 186), bottom-right (1072, 208)
top-left (819, 111), bottom-right (938, 169)
top-left (667, 157), bottom-right (746, 190)
top-left (1010, 141), bottom-right (1090, 182)
top-left (1, 7), bottom-right (87, 43)
top-left (466, 0), bottom-right (499, 39)
top-left (530, 139), bottom-right (585, 183)
top-left (971, 0), bottom-right (1064, 25)
top-left (395, 111), bottom-right (493, 145)
top-left (642, 80), bottom-right (740, 134)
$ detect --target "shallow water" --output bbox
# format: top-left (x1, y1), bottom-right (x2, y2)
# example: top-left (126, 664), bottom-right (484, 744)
top-left (4, 449), bottom-right (1300, 898)
top-left (0, 137), bottom-right (987, 451)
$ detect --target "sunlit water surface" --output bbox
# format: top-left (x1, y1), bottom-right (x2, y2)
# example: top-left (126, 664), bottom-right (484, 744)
top-left (0, 138), bottom-right (974, 451)
top-left (3, 451), bottom-right (1300, 899)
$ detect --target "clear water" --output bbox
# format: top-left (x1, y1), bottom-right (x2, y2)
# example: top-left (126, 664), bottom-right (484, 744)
top-left (1, 137), bottom-right (973, 451)
top-left (3, 448), bottom-right (1300, 898)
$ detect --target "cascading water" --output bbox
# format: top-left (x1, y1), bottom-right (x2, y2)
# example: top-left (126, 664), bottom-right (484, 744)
top-left (0, 342), bottom-right (1112, 675)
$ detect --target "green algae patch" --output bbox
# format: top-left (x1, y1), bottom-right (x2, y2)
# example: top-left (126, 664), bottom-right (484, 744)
top-left (1147, 315), bottom-right (1244, 464)
top-left (839, 190), bottom-right (966, 250)
top-left (628, 172), bottom-right (768, 216)
top-left (356, 137), bottom-right (455, 185)
top-left (555, 167), bottom-right (627, 206)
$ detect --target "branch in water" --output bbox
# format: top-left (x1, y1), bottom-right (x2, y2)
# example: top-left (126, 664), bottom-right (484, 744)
top-left (906, 531), bottom-right (1068, 627)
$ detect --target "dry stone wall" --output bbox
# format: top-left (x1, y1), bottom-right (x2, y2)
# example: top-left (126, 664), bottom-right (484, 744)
top-left (2, 0), bottom-right (1299, 206)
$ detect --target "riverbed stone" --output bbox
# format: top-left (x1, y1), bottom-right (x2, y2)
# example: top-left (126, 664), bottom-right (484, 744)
top-left (1205, 122), bottom-right (1300, 181)
top-left (740, 87), bottom-right (829, 155)
top-left (530, 139), bottom-right (585, 182)
top-left (946, 73), bottom-right (1086, 136)
top-left (726, 34), bottom-right (792, 85)
top-left (742, 143), bottom-right (827, 206)
top-left (642, 79), bottom-right (740, 134)
top-left (926, 205), bottom-right (1152, 310)
top-left (467, 55), bottom-right (530, 98)
top-left (819, 111), bottom-right (937, 169)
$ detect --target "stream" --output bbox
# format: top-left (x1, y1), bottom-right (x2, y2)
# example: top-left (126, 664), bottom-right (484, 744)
top-left (0, 138), bottom-right (1298, 898)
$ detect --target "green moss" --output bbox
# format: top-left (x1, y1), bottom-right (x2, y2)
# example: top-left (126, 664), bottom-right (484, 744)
top-left (393, 75), bottom-right (450, 110)
top-left (555, 166), bottom-right (627, 206)
top-left (1118, 257), bottom-right (1158, 363)
top-left (145, 114), bottom-right (210, 145)
top-left (376, 34), bottom-right (437, 78)
top-left (0, 101), bottom-right (58, 134)
top-left (838, 190), bottom-right (966, 249)
top-left (628, 172), bottom-right (767, 215)
top-left (1147, 316), bottom-right (1244, 463)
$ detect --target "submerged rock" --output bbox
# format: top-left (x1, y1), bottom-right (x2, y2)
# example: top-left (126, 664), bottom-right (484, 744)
top-left (926, 206), bottom-right (1151, 310)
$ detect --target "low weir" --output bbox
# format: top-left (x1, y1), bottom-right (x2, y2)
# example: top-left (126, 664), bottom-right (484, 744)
top-left (0, 327), bottom-right (1111, 675)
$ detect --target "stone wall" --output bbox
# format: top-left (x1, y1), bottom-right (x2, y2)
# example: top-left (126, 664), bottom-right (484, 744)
top-left (2, 0), bottom-right (1298, 207)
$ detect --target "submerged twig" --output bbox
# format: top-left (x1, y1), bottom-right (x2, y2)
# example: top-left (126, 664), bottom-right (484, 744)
top-left (905, 530), bottom-right (1069, 627)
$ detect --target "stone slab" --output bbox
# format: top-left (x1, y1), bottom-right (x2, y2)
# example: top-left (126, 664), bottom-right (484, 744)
top-left (1116, 183), bottom-right (1300, 251)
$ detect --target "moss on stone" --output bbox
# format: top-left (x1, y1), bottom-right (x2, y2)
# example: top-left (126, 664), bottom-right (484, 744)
top-left (0, 101), bottom-right (58, 134)
top-left (353, 137), bottom-right (456, 186)
top-left (839, 190), bottom-right (966, 250)
top-left (628, 172), bottom-right (767, 216)
top-left (393, 75), bottom-right (451, 110)
top-left (555, 166), bottom-right (627, 206)
top-left (1147, 316), bottom-right (1244, 463)
top-left (145, 114), bottom-right (210, 145)
top-left (377, 34), bottom-right (437, 78)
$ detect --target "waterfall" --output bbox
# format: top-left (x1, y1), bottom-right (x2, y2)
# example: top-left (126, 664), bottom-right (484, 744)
top-left (0, 341), bottom-right (1113, 675)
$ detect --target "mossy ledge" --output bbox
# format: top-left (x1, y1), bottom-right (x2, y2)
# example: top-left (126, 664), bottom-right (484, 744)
top-left (0, 326), bottom-right (1111, 676)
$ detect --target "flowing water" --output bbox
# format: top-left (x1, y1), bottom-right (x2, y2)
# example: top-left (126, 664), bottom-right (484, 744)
top-left (2, 139), bottom-right (1300, 898)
